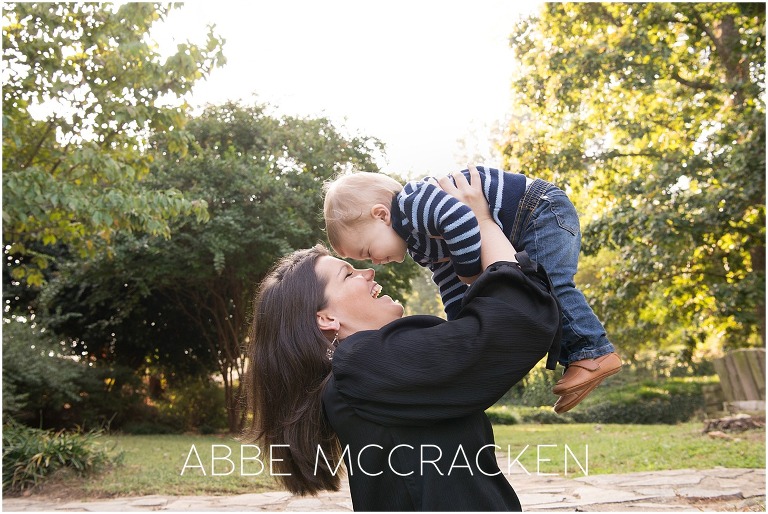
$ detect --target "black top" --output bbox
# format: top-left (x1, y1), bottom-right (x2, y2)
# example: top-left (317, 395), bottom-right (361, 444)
top-left (322, 257), bottom-right (562, 511)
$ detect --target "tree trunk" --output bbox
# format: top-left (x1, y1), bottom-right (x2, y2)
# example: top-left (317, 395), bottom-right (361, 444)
top-left (174, 276), bottom-right (248, 434)
top-left (752, 243), bottom-right (766, 347)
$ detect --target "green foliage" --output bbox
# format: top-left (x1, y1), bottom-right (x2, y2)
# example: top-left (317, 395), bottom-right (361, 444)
top-left (153, 378), bottom-right (228, 434)
top-left (485, 405), bottom-right (521, 425)
top-left (504, 3), bottom-right (766, 358)
top-left (505, 406), bottom-right (573, 424)
top-left (119, 379), bottom-right (227, 435)
top-left (501, 364), bottom-right (561, 407)
top-left (35, 101), bottom-right (414, 433)
top-left (2, 319), bottom-right (84, 426)
top-left (492, 375), bottom-right (715, 424)
top-left (493, 397), bottom-right (704, 425)
top-left (2, 3), bottom-right (224, 285)
top-left (568, 392), bottom-right (704, 425)
top-left (147, 102), bottom-right (380, 278)
top-left (146, 102), bottom-right (418, 310)
top-left (2, 420), bottom-right (119, 493)
top-left (69, 364), bottom-right (149, 431)
top-left (3, 317), bottom-right (151, 430)
top-left (402, 265), bottom-right (446, 318)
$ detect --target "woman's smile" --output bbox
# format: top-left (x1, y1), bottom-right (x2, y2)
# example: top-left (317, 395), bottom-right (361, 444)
top-left (315, 255), bottom-right (404, 338)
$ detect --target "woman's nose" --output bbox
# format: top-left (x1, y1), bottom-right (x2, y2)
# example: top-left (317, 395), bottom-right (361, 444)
top-left (361, 268), bottom-right (375, 280)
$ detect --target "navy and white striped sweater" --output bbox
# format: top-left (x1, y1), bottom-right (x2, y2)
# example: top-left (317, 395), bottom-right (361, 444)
top-left (390, 166), bottom-right (528, 320)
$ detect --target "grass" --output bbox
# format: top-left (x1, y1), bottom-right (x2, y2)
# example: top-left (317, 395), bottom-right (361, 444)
top-left (492, 422), bottom-right (765, 476)
top-left (42, 434), bottom-right (281, 498)
top-left (25, 422), bottom-right (764, 498)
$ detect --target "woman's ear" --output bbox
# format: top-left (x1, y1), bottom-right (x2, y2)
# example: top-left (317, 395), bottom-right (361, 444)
top-left (370, 203), bottom-right (392, 224)
top-left (316, 311), bottom-right (340, 334)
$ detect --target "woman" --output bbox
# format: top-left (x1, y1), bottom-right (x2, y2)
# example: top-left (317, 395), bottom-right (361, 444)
top-left (242, 168), bottom-right (562, 511)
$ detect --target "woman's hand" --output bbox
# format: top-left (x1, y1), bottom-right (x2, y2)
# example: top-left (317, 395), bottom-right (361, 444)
top-left (437, 165), bottom-right (492, 223)
top-left (439, 164), bottom-right (518, 267)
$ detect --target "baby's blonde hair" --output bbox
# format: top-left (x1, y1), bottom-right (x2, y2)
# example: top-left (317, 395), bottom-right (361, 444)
top-left (323, 172), bottom-right (403, 252)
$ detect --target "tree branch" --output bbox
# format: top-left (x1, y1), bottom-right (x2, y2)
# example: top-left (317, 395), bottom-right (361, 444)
top-left (22, 120), bottom-right (57, 170)
top-left (688, 6), bottom-right (744, 89)
top-left (597, 150), bottom-right (664, 160)
top-left (670, 69), bottom-right (716, 91)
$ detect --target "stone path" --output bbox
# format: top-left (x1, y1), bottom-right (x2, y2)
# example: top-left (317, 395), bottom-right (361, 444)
top-left (3, 468), bottom-right (764, 512)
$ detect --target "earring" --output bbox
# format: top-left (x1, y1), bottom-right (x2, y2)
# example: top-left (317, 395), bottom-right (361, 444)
top-left (327, 332), bottom-right (340, 361)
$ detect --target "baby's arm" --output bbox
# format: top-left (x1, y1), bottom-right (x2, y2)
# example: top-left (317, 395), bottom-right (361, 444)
top-left (430, 260), bottom-right (469, 320)
top-left (402, 180), bottom-right (483, 280)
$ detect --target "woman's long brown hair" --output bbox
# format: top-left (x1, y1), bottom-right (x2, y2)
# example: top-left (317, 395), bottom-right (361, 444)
top-left (241, 244), bottom-right (343, 495)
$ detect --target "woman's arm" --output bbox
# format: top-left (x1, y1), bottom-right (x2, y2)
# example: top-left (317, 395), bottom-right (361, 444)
top-left (332, 262), bottom-right (561, 426)
top-left (437, 164), bottom-right (518, 267)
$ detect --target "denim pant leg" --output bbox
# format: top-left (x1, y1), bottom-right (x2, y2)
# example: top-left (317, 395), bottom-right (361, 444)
top-left (512, 183), bottom-right (615, 366)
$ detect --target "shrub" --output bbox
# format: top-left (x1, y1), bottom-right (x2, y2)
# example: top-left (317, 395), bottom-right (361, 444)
top-left (569, 391), bottom-right (705, 424)
top-left (2, 320), bottom-right (84, 426)
top-left (485, 406), bottom-right (521, 425)
top-left (515, 406), bottom-right (574, 424)
top-left (493, 374), bottom-right (712, 425)
top-left (154, 377), bottom-right (228, 433)
top-left (2, 319), bottom-right (146, 430)
top-left (565, 376), bottom-right (710, 424)
top-left (72, 364), bottom-right (148, 431)
top-left (500, 365), bottom-right (560, 407)
top-left (2, 420), bottom-right (120, 493)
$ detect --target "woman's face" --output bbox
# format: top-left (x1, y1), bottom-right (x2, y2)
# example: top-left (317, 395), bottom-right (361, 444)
top-left (315, 255), bottom-right (404, 338)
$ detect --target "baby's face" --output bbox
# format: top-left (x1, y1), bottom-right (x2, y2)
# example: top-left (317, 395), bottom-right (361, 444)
top-left (336, 219), bottom-right (407, 266)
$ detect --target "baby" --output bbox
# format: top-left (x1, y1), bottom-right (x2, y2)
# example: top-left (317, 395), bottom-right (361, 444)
top-left (322, 165), bottom-right (621, 413)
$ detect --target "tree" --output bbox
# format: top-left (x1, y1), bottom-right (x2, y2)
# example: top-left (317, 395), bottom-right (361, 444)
top-left (502, 3), bottom-right (765, 358)
top-left (2, 3), bottom-right (224, 285)
top-left (148, 102), bottom-right (419, 432)
top-left (40, 102), bottom-right (420, 432)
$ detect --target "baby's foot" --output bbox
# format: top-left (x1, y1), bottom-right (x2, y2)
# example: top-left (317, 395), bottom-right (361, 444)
top-left (552, 352), bottom-right (622, 397)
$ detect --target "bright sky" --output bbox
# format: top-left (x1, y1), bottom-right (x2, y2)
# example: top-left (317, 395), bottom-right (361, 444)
top-left (153, 1), bottom-right (542, 179)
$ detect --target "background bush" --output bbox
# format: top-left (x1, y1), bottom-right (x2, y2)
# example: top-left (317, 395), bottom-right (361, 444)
top-left (2, 420), bottom-right (120, 493)
top-left (500, 365), bottom-right (560, 407)
top-left (568, 378), bottom-right (709, 424)
top-left (2, 320), bottom-right (85, 427)
top-left (492, 375), bottom-right (713, 424)
top-left (3, 319), bottom-right (153, 430)
top-left (153, 377), bottom-right (228, 434)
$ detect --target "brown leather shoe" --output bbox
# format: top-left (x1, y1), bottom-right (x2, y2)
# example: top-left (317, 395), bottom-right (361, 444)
top-left (553, 378), bottom-right (602, 414)
top-left (552, 352), bottom-right (622, 396)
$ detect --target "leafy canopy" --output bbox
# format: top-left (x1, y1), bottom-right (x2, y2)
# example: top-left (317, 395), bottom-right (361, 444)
top-left (37, 101), bottom-right (420, 432)
top-left (503, 3), bottom-right (765, 356)
top-left (2, 3), bottom-right (225, 285)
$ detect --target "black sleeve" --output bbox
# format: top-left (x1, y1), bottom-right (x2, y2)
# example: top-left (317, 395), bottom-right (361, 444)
top-left (331, 254), bottom-right (562, 427)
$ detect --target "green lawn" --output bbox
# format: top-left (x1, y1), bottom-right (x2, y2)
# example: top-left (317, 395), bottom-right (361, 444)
top-left (493, 422), bottom-right (765, 476)
top-left (73, 434), bottom-right (282, 497)
top-left (37, 423), bottom-right (766, 498)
